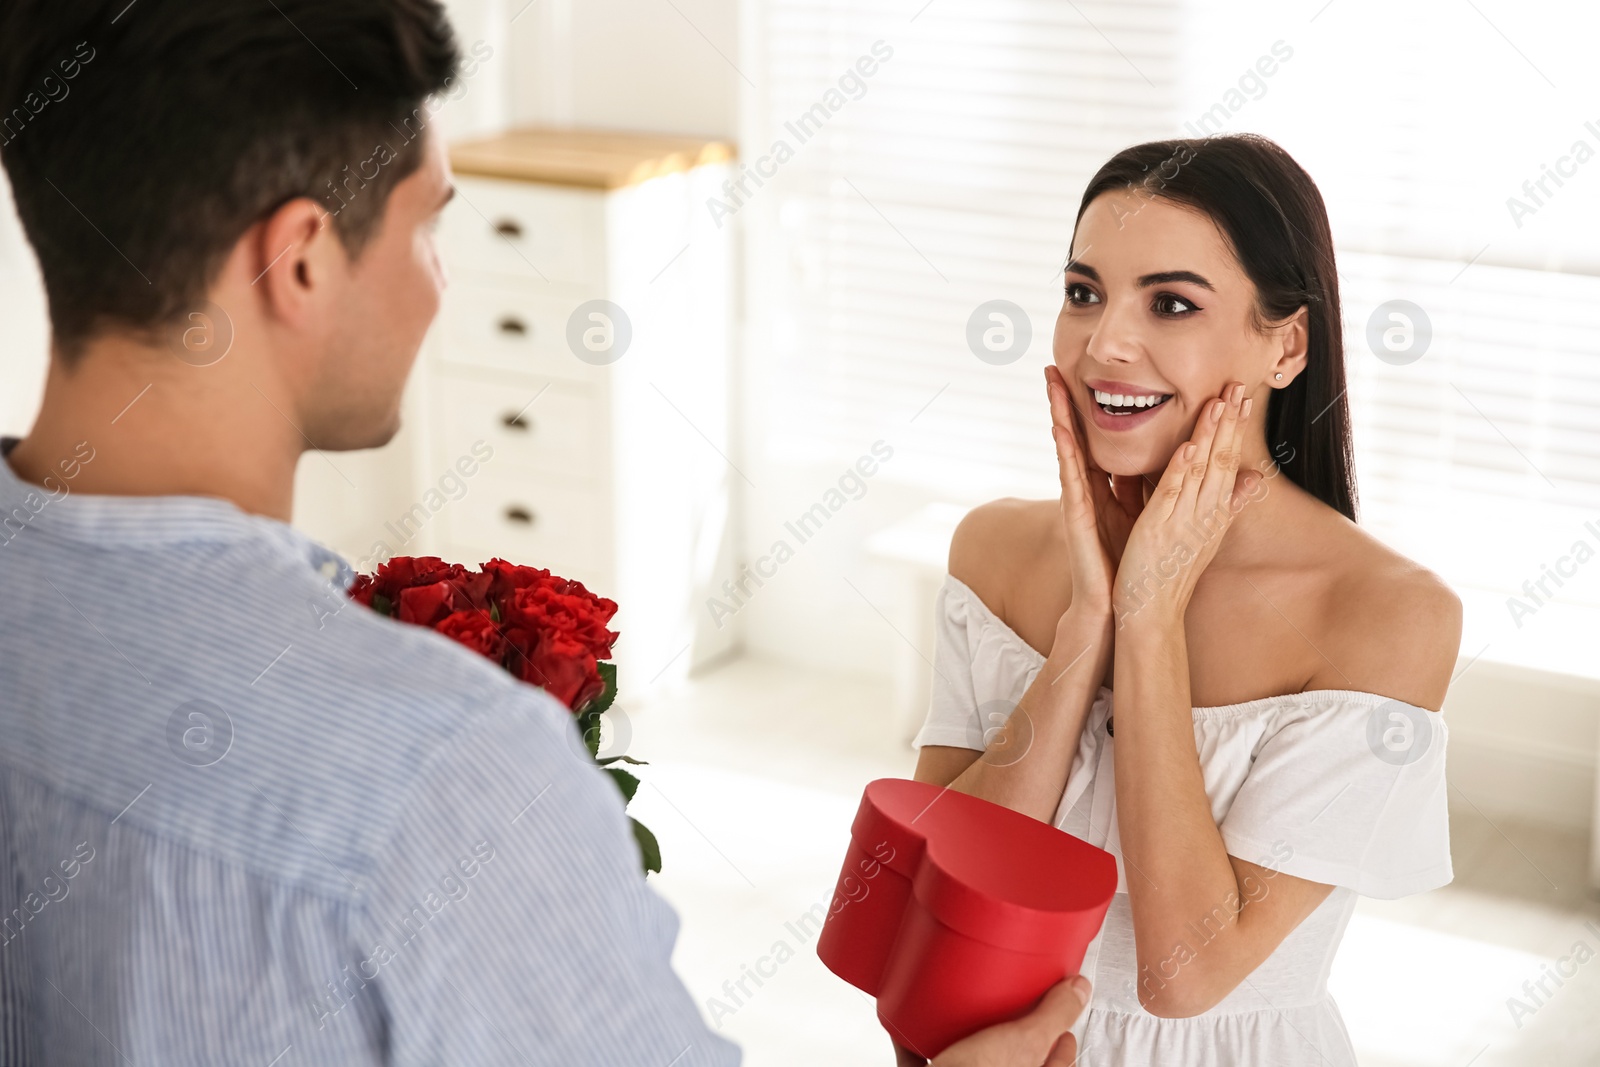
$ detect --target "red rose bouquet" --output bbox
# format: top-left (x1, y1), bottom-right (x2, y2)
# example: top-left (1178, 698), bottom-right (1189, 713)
top-left (348, 555), bottom-right (660, 874)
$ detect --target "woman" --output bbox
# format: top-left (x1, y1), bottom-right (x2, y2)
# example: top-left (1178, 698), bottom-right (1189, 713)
top-left (908, 134), bottom-right (1460, 1065)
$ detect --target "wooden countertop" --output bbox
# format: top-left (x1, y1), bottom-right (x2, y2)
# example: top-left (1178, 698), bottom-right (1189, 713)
top-left (448, 126), bottom-right (736, 190)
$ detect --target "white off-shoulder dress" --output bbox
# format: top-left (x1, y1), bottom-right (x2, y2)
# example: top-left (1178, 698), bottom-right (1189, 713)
top-left (911, 574), bottom-right (1453, 1067)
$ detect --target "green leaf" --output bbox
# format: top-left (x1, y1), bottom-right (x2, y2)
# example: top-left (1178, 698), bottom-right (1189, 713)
top-left (595, 754), bottom-right (648, 767)
top-left (605, 766), bottom-right (640, 804)
top-left (630, 816), bottom-right (662, 876)
top-left (590, 662), bottom-right (618, 715)
top-left (371, 593), bottom-right (393, 616)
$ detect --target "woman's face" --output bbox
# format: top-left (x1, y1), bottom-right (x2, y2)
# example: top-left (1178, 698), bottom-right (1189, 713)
top-left (1052, 189), bottom-right (1304, 478)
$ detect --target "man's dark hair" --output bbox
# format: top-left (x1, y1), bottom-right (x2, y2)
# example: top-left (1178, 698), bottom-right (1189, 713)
top-left (0, 0), bottom-right (459, 364)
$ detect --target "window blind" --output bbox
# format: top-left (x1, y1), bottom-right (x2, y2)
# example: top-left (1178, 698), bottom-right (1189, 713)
top-left (742, 0), bottom-right (1600, 651)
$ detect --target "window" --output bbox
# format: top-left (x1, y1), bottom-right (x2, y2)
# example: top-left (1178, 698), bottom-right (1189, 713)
top-left (742, 0), bottom-right (1600, 671)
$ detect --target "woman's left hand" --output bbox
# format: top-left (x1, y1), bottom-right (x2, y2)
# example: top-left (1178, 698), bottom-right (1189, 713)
top-left (1111, 381), bottom-right (1264, 627)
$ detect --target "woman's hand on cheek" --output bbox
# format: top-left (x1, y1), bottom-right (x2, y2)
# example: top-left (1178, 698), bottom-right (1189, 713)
top-left (1110, 380), bottom-right (1262, 629)
top-left (1047, 366), bottom-right (1148, 572)
top-left (1047, 365), bottom-right (1117, 616)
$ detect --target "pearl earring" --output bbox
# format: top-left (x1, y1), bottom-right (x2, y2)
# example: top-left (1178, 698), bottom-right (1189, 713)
top-left (1274, 373), bottom-right (1284, 381)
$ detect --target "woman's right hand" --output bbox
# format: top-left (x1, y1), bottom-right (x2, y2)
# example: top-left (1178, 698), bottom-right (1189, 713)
top-left (1046, 364), bottom-right (1127, 618)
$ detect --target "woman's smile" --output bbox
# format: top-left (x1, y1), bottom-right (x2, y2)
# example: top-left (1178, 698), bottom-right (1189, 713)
top-left (1083, 377), bottom-right (1177, 432)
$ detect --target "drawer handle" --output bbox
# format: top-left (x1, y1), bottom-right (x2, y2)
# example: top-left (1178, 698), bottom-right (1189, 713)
top-left (493, 218), bottom-right (524, 239)
top-left (501, 412), bottom-right (533, 432)
top-left (504, 505), bottom-right (536, 526)
top-left (498, 316), bottom-right (529, 338)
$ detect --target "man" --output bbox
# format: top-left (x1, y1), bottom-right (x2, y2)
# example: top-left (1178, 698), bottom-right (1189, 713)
top-left (0, 1), bottom-right (1089, 1063)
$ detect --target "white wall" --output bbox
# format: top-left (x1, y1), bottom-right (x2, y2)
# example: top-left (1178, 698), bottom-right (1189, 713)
top-left (500, 0), bottom-right (739, 138)
top-left (0, 171), bottom-right (50, 440)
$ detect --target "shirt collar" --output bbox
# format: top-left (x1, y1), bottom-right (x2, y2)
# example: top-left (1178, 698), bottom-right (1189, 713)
top-left (0, 434), bottom-right (355, 589)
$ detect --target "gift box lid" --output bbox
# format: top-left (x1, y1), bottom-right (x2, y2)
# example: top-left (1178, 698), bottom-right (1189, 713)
top-left (855, 778), bottom-right (1117, 954)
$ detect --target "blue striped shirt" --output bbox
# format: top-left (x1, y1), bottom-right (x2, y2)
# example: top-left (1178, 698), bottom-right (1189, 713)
top-left (0, 437), bottom-right (740, 1066)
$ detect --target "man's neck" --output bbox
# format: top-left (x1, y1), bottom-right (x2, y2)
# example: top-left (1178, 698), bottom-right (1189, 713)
top-left (5, 337), bottom-right (304, 522)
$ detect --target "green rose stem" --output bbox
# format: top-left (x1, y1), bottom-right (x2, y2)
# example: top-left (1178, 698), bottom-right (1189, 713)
top-left (578, 661), bottom-right (661, 876)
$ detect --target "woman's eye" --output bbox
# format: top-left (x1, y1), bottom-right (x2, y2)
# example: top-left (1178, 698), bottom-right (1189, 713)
top-left (1153, 292), bottom-right (1198, 316)
top-left (1066, 282), bottom-right (1100, 306)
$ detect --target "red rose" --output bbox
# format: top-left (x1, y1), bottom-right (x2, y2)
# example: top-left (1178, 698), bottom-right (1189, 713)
top-left (375, 556), bottom-right (457, 595)
top-left (348, 573), bottom-right (380, 608)
top-left (397, 581), bottom-right (484, 627)
top-left (497, 582), bottom-right (618, 709)
top-left (356, 557), bottom-right (491, 619)
top-left (509, 585), bottom-right (617, 656)
top-left (522, 633), bottom-right (600, 708)
top-left (435, 609), bottom-right (507, 660)
top-left (483, 557), bottom-right (554, 604)
top-left (351, 556), bottom-right (617, 712)
top-left (542, 574), bottom-right (619, 628)
top-left (394, 583), bottom-right (447, 626)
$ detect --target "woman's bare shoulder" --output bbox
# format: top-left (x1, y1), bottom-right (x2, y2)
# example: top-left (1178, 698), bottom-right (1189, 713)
top-left (947, 497), bottom-right (1061, 623)
top-left (1305, 514), bottom-right (1463, 711)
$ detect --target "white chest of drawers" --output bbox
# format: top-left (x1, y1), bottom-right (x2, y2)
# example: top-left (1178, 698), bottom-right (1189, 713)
top-left (397, 127), bottom-right (739, 698)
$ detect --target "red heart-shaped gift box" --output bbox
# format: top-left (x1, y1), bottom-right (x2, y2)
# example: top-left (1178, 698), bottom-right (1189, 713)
top-left (816, 778), bottom-right (1117, 1058)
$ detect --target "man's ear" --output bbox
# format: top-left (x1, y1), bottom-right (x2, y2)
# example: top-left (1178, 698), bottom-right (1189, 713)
top-left (253, 197), bottom-right (347, 329)
top-left (1269, 305), bottom-right (1310, 387)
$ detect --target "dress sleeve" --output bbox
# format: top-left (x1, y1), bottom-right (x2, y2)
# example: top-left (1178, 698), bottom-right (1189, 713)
top-left (910, 576), bottom-right (1048, 753)
top-left (1217, 693), bottom-right (1453, 899)
top-left (911, 577), bottom-right (986, 751)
